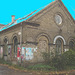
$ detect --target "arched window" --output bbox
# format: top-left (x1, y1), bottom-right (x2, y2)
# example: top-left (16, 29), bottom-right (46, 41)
top-left (69, 40), bottom-right (74, 50)
top-left (13, 36), bottom-right (18, 57)
top-left (38, 36), bottom-right (49, 52)
top-left (37, 35), bottom-right (49, 61)
top-left (4, 38), bottom-right (8, 55)
top-left (56, 38), bottom-right (63, 55)
top-left (0, 38), bottom-right (1, 45)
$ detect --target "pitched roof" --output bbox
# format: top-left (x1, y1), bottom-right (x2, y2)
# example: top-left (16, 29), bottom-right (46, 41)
top-left (0, 24), bottom-right (5, 26)
top-left (27, 0), bottom-right (75, 23)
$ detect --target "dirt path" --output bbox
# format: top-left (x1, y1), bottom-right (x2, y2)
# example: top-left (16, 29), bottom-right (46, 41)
top-left (0, 65), bottom-right (35, 75)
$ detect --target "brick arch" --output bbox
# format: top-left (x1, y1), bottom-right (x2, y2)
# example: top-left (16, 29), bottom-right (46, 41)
top-left (67, 37), bottom-right (75, 50)
top-left (53, 35), bottom-right (66, 45)
top-left (3, 36), bottom-right (9, 56)
top-left (53, 35), bottom-right (66, 55)
top-left (35, 33), bottom-right (50, 62)
top-left (3, 36), bottom-right (9, 44)
top-left (11, 33), bottom-right (19, 58)
top-left (67, 37), bottom-right (75, 45)
top-left (36, 33), bottom-right (51, 52)
top-left (11, 33), bottom-right (19, 43)
top-left (35, 32), bottom-right (51, 43)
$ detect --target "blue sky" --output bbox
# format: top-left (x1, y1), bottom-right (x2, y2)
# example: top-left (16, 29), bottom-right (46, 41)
top-left (0, 0), bottom-right (75, 25)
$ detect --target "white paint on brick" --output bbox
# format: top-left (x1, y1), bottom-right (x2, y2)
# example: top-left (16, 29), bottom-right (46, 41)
top-left (53, 35), bottom-right (66, 45)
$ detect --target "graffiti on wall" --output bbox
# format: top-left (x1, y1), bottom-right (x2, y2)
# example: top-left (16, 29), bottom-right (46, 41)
top-left (21, 47), bottom-right (37, 61)
top-left (21, 47), bottom-right (25, 61)
top-left (26, 48), bottom-right (33, 60)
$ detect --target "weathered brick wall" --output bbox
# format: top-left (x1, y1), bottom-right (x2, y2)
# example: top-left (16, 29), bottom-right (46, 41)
top-left (23, 0), bottom-right (75, 62)
top-left (0, 0), bottom-right (75, 63)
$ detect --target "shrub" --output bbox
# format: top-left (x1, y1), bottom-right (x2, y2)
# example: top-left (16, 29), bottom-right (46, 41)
top-left (52, 50), bottom-right (75, 70)
top-left (51, 55), bottom-right (65, 70)
top-left (42, 50), bottom-right (75, 70)
top-left (62, 50), bottom-right (75, 66)
top-left (42, 52), bottom-right (50, 64)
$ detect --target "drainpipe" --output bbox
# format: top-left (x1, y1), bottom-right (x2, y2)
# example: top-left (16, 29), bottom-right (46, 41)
top-left (20, 23), bottom-right (22, 50)
top-left (18, 22), bottom-right (23, 63)
top-left (20, 22), bottom-right (23, 63)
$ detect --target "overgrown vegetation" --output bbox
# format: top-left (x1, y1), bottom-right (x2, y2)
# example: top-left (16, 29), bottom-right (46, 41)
top-left (0, 58), bottom-right (26, 71)
top-left (0, 58), bottom-right (12, 65)
top-left (42, 49), bottom-right (75, 70)
top-left (0, 49), bottom-right (75, 71)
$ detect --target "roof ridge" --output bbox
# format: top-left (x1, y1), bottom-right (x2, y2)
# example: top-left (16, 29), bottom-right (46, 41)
top-left (27, 0), bottom-right (56, 21)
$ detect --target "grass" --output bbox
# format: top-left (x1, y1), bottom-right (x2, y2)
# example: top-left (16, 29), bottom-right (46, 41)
top-left (27, 64), bottom-right (56, 71)
top-left (0, 58), bottom-right (75, 71)
top-left (0, 59), bottom-right (12, 66)
top-left (13, 65), bottom-right (26, 70)
top-left (0, 59), bottom-right (56, 71)
top-left (0, 58), bottom-right (75, 75)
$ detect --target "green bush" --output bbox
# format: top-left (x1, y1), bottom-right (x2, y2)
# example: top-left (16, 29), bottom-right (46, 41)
top-left (0, 58), bottom-right (12, 65)
top-left (62, 50), bottom-right (75, 66)
top-left (51, 55), bottom-right (65, 70)
top-left (52, 50), bottom-right (75, 70)
top-left (42, 50), bottom-right (75, 70)
top-left (42, 52), bottom-right (51, 64)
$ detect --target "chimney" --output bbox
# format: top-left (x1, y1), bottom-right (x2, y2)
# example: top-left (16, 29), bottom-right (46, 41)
top-left (11, 15), bottom-right (15, 22)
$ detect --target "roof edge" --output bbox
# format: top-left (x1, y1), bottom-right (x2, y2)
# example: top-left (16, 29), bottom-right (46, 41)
top-left (27, 0), bottom-right (56, 21)
top-left (59, 0), bottom-right (75, 23)
top-left (27, 0), bottom-right (75, 23)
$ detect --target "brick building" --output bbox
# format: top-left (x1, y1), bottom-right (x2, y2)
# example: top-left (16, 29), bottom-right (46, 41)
top-left (0, 0), bottom-right (75, 64)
